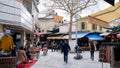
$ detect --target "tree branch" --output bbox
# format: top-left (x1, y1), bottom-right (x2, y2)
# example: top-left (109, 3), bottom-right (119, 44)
top-left (74, 0), bottom-right (97, 14)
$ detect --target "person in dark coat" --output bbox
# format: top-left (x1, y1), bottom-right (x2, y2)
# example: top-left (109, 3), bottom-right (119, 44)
top-left (61, 40), bottom-right (71, 63)
top-left (74, 45), bottom-right (82, 59)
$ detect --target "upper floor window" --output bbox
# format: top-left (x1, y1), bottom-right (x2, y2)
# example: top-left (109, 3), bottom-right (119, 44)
top-left (47, 30), bottom-right (49, 32)
top-left (81, 22), bottom-right (86, 30)
top-left (99, 26), bottom-right (102, 31)
top-left (42, 30), bottom-right (44, 32)
top-left (92, 24), bottom-right (97, 30)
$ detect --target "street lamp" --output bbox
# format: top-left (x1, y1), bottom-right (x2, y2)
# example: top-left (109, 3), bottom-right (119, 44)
top-left (74, 14), bottom-right (81, 45)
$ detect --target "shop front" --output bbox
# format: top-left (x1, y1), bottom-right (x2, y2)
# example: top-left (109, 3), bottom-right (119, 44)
top-left (99, 32), bottom-right (120, 68)
top-left (0, 24), bottom-right (33, 68)
top-left (100, 43), bottom-right (120, 68)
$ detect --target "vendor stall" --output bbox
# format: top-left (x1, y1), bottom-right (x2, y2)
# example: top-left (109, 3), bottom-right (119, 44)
top-left (29, 47), bottom-right (41, 60)
top-left (0, 30), bottom-right (16, 68)
top-left (100, 43), bottom-right (120, 68)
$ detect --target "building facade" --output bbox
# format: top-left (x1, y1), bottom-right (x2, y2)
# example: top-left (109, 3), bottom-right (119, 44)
top-left (78, 17), bottom-right (107, 33)
top-left (59, 17), bottom-right (107, 34)
top-left (0, 0), bottom-right (39, 46)
top-left (59, 23), bottom-right (76, 33)
top-left (38, 16), bottom-right (55, 33)
top-left (38, 12), bottom-right (63, 41)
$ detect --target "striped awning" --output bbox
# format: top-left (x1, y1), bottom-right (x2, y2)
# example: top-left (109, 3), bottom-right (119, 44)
top-left (47, 35), bottom-right (63, 39)
top-left (90, 2), bottom-right (120, 23)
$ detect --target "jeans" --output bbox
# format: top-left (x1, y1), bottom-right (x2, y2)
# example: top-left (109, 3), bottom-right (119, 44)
top-left (43, 50), bottom-right (48, 56)
top-left (90, 51), bottom-right (94, 61)
top-left (76, 51), bottom-right (80, 58)
top-left (64, 52), bottom-right (68, 63)
top-left (51, 47), bottom-right (55, 52)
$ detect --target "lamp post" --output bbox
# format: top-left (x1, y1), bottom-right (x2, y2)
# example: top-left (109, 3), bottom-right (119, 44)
top-left (75, 14), bottom-right (81, 45)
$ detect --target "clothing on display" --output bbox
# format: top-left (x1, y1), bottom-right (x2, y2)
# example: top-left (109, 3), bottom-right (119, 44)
top-left (0, 35), bottom-right (14, 52)
top-left (99, 46), bottom-right (107, 62)
top-left (114, 46), bottom-right (120, 61)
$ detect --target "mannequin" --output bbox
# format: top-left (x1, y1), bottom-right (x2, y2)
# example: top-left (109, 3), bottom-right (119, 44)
top-left (0, 30), bottom-right (14, 52)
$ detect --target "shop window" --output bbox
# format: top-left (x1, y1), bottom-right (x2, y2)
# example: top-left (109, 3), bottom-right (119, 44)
top-left (99, 26), bottom-right (102, 31)
top-left (59, 21), bottom-right (61, 23)
top-left (42, 30), bottom-right (44, 32)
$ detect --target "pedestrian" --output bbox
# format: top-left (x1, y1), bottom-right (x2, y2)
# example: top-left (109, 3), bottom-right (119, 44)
top-left (42, 43), bottom-right (48, 56)
top-left (89, 41), bottom-right (95, 61)
top-left (37, 41), bottom-right (42, 49)
top-left (51, 41), bottom-right (56, 52)
top-left (24, 41), bottom-right (32, 62)
top-left (59, 41), bottom-right (63, 53)
top-left (17, 46), bottom-right (27, 64)
top-left (61, 40), bottom-right (71, 63)
top-left (74, 45), bottom-right (82, 59)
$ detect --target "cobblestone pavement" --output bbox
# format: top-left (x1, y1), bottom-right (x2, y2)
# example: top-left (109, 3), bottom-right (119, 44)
top-left (31, 50), bottom-right (110, 68)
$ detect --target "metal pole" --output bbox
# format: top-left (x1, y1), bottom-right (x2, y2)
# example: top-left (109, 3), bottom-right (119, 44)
top-left (75, 14), bottom-right (81, 46)
top-left (76, 20), bottom-right (78, 45)
top-left (102, 62), bottom-right (103, 68)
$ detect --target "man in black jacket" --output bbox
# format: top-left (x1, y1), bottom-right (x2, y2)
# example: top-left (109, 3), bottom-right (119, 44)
top-left (61, 40), bottom-right (71, 63)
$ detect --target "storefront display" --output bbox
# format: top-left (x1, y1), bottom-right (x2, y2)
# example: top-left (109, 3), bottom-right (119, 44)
top-left (0, 30), bottom-right (16, 67)
top-left (0, 57), bottom-right (16, 68)
top-left (114, 46), bottom-right (120, 61)
top-left (1, 35), bottom-right (14, 52)
top-left (99, 44), bottom-right (111, 63)
top-left (99, 42), bottom-right (120, 68)
top-left (29, 47), bottom-right (40, 60)
top-left (99, 46), bottom-right (107, 62)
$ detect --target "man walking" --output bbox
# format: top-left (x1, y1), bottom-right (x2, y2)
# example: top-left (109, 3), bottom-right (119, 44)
top-left (61, 40), bottom-right (71, 63)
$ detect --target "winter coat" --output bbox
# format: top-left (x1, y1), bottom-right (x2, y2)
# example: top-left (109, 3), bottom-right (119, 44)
top-left (61, 42), bottom-right (71, 54)
top-left (1, 35), bottom-right (14, 51)
top-left (89, 42), bottom-right (95, 51)
top-left (75, 46), bottom-right (81, 53)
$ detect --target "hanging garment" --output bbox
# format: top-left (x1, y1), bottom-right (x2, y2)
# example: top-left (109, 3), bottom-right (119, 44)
top-left (1, 35), bottom-right (14, 52)
top-left (114, 46), bottom-right (120, 61)
top-left (99, 46), bottom-right (107, 62)
top-left (0, 40), bottom-right (1, 50)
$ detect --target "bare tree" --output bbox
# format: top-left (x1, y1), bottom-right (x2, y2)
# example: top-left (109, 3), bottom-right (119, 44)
top-left (51, 0), bottom-right (97, 40)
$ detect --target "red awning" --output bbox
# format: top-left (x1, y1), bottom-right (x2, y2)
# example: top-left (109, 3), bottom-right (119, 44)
top-left (34, 30), bottom-right (40, 36)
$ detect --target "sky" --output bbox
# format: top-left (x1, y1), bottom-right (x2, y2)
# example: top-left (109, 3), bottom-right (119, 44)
top-left (38, 0), bottom-right (119, 21)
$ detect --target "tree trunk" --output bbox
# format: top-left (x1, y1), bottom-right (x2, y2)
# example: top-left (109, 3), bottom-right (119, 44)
top-left (69, 14), bottom-right (73, 40)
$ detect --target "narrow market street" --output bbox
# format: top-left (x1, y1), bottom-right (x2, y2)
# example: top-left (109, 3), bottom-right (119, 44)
top-left (31, 50), bottom-right (110, 68)
top-left (1, 0), bottom-right (120, 68)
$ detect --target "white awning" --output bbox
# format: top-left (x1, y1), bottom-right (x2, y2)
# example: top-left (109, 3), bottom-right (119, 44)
top-left (62, 32), bottom-right (89, 39)
top-left (100, 33), bottom-right (110, 36)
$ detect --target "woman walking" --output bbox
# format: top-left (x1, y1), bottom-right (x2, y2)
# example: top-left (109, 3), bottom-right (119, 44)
top-left (89, 41), bottom-right (95, 61)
